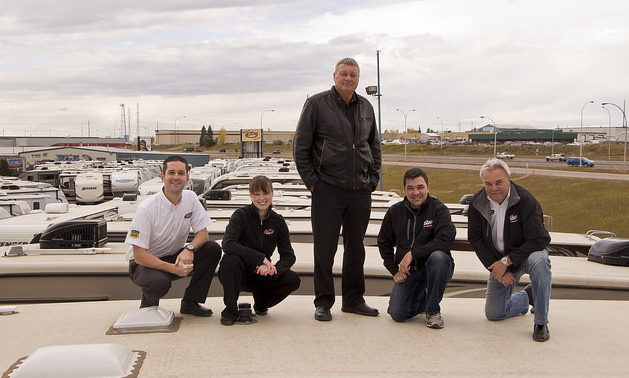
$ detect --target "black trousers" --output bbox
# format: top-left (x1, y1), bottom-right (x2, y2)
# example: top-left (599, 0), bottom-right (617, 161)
top-left (311, 180), bottom-right (372, 309)
top-left (129, 240), bottom-right (222, 307)
top-left (218, 253), bottom-right (301, 320)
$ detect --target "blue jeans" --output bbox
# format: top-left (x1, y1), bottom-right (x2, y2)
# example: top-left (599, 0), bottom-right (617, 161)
top-left (387, 250), bottom-right (454, 322)
top-left (485, 249), bottom-right (552, 325)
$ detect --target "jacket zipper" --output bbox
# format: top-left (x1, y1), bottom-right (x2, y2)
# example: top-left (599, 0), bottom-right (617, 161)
top-left (317, 140), bottom-right (326, 169)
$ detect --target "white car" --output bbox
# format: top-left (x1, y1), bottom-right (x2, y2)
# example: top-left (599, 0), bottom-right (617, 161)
top-left (496, 152), bottom-right (515, 159)
top-left (545, 153), bottom-right (566, 162)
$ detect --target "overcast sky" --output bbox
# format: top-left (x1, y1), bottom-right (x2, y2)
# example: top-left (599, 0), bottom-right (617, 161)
top-left (1, 0), bottom-right (628, 139)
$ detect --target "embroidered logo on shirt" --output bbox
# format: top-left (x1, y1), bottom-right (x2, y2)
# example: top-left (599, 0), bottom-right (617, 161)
top-left (184, 212), bottom-right (192, 219)
top-left (129, 229), bottom-right (140, 238)
top-left (423, 220), bottom-right (433, 228)
top-left (509, 214), bottom-right (518, 223)
top-left (264, 228), bottom-right (275, 235)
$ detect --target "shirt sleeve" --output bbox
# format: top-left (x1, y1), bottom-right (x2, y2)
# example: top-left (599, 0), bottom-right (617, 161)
top-left (124, 205), bottom-right (152, 250)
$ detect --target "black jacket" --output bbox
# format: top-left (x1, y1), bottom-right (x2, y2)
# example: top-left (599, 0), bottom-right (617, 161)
top-left (467, 182), bottom-right (550, 270)
top-left (293, 86), bottom-right (381, 191)
top-left (222, 204), bottom-right (296, 276)
top-left (378, 196), bottom-right (456, 275)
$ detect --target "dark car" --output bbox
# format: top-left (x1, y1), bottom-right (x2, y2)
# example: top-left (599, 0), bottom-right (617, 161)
top-left (459, 194), bottom-right (474, 205)
top-left (567, 157), bottom-right (595, 167)
top-left (219, 148), bottom-right (226, 153)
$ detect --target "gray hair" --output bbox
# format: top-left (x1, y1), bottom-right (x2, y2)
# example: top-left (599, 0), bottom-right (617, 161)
top-left (335, 58), bottom-right (360, 73)
top-left (480, 158), bottom-right (511, 179)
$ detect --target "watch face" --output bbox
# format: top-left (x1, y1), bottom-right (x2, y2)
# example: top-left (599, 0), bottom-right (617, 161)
top-left (186, 245), bottom-right (194, 251)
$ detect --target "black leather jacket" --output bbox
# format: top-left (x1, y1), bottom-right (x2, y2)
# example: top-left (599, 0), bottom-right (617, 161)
top-left (293, 86), bottom-right (381, 191)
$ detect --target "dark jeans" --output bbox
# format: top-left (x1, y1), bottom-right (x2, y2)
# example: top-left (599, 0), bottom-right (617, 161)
top-left (128, 240), bottom-right (222, 307)
top-left (387, 250), bottom-right (454, 321)
top-left (218, 253), bottom-right (301, 321)
top-left (311, 180), bottom-right (372, 309)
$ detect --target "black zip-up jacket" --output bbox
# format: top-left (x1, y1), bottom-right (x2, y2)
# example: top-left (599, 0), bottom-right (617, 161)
top-left (467, 182), bottom-right (550, 270)
top-left (222, 204), bottom-right (296, 277)
top-left (378, 196), bottom-right (456, 276)
top-left (293, 86), bottom-right (381, 191)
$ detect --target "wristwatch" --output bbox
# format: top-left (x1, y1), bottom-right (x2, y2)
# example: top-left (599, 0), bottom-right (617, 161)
top-left (501, 256), bottom-right (510, 266)
top-left (185, 244), bottom-right (196, 252)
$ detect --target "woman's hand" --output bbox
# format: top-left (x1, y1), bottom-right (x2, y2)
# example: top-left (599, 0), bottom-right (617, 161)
top-left (256, 258), bottom-right (276, 276)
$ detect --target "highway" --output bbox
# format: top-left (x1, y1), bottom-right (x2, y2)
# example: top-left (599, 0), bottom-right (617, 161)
top-left (382, 154), bottom-right (629, 181)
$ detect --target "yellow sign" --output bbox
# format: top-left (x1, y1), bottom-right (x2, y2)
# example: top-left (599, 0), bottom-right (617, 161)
top-left (241, 129), bottom-right (262, 142)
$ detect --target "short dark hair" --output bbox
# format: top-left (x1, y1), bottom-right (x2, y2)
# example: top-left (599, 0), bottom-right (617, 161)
top-left (163, 155), bottom-right (190, 174)
top-left (249, 175), bottom-right (273, 194)
top-left (403, 167), bottom-right (429, 187)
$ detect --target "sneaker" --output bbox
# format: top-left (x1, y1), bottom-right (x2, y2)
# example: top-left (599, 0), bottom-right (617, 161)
top-left (426, 313), bottom-right (444, 329)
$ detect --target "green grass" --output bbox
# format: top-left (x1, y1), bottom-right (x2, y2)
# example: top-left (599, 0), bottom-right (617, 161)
top-left (381, 165), bottom-right (629, 238)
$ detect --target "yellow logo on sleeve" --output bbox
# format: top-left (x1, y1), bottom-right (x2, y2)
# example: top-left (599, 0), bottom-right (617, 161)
top-left (129, 230), bottom-right (140, 238)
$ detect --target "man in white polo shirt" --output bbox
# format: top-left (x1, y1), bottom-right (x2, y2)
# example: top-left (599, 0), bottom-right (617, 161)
top-left (125, 155), bottom-right (222, 317)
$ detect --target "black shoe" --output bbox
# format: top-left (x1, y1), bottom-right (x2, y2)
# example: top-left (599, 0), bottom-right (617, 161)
top-left (524, 284), bottom-right (535, 314)
top-left (533, 324), bottom-right (550, 342)
top-left (254, 304), bottom-right (268, 316)
top-left (180, 300), bottom-right (213, 317)
top-left (314, 306), bottom-right (332, 321)
top-left (341, 302), bottom-right (379, 317)
top-left (220, 317), bottom-right (235, 326)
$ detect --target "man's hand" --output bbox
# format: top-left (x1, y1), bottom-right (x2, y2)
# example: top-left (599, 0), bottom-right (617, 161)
top-left (393, 271), bottom-right (408, 284)
top-left (177, 249), bottom-right (194, 265)
top-left (171, 261), bottom-right (193, 277)
top-left (399, 251), bottom-right (413, 275)
top-left (488, 260), bottom-right (516, 286)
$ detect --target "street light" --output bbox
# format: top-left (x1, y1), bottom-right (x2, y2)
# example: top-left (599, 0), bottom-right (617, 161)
top-left (601, 102), bottom-right (627, 172)
top-left (480, 115), bottom-right (496, 157)
top-left (396, 108), bottom-right (415, 160)
top-left (580, 100), bottom-right (594, 167)
top-left (551, 127), bottom-right (560, 155)
top-left (366, 50), bottom-right (383, 190)
top-left (174, 116), bottom-right (186, 147)
top-left (437, 116), bottom-right (444, 133)
top-left (602, 105), bottom-right (611, 160)
top-left (260, 109), bottom-right (275, 129)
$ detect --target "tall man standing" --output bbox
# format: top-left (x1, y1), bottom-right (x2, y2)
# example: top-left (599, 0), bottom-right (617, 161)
top-left (293, 57), bottom-right (382, 321)
top-left (125, 155), bottom-right (222, 316)
top-left (467, 158), bottom-right (552, 341)
top-left (378, 168), bottom-right (456, 328)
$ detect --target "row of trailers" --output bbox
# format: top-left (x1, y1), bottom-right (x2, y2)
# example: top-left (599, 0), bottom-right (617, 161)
top-left (18, 161), bottom-right (162, 204)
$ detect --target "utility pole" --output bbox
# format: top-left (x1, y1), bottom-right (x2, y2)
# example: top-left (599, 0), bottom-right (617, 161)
top-left (120, 103), bottom-right (126, 142)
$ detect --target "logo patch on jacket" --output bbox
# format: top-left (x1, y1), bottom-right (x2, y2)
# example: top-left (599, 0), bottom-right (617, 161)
top-left (129, 230), bottom-right (140, 238)
top-left (184, 212), bottom-right (192, 219)
top-left (423, 219), bottom-right (433, 228)
top-left (264, 228), bottom-right (275, 235)
top-left (509, 214), bottom-right (518, 223)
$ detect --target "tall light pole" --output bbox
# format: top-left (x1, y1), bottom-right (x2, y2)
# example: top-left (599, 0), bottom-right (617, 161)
top-left (580, 100), bottom-right (594, 167)
top-left (602, 105), bottom-right (612, 160)
top-left (437, 116), bottom-right (444, 133)
top-left (366, 50), bottom-right (383, 190)
top-left (396, 108), bottom-right (415, 160)
top-left (601, 101), bottom-right (627, 172)
top-left (480, 115), bottom-right (496, 157)
top-left (174, 116), bottom-right (185, 147)
top-left (260, 109), bottom-right (275, 129)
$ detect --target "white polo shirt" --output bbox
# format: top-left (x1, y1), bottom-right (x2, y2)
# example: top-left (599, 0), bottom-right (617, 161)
top-left (124, 189), bottom-right (212, 261)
